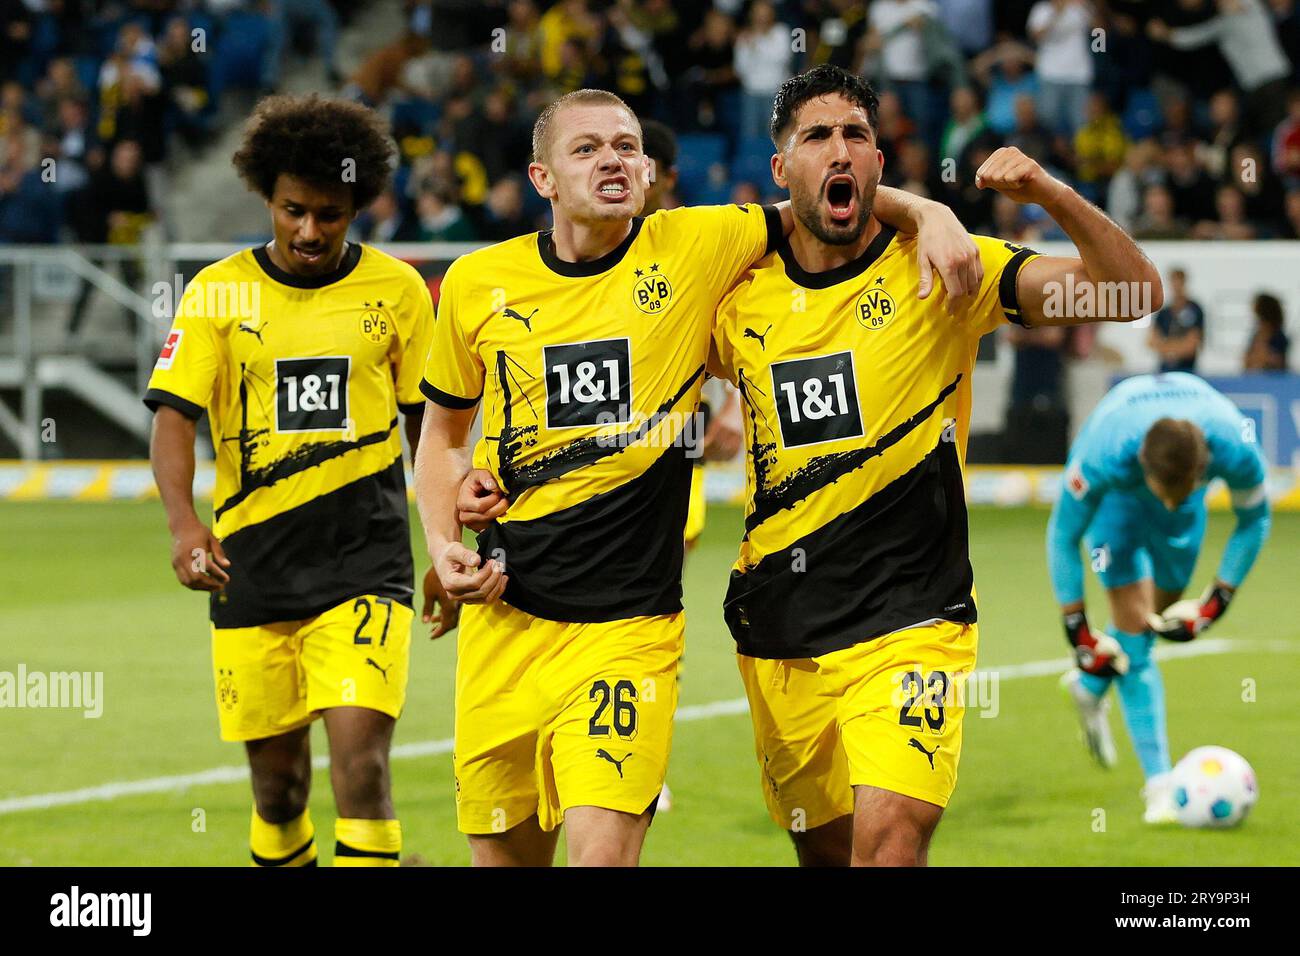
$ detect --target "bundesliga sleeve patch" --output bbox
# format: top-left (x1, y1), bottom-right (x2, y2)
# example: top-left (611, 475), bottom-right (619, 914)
top-left (155, 329), bottom-right (183, 370)
top-left (1065, 463), bottom-right (1089, 500)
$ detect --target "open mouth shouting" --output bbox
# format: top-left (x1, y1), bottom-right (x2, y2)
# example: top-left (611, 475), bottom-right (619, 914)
top-left (291, 243), bottom-right (329, 266)
top-left (824, 174), bottom-right (858, 225)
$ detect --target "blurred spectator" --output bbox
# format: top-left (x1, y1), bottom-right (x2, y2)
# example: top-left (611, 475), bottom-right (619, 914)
top-left (1192, 183), bottom-right (1257, 238)
top-left (969, 37), bottom-right (1038, 135)
top-left (1148, 0), bottom-right (1292, 137)
top-left (1272, 88), bottom-right (1300, 182)
top-left (866, 0), bottom-right (940, 146)
top-left (52, 97), bottom-right (96, 195)
top-left (1228, 141), bottom-right (1286, 232)
top-left (158, 17), bottom-right (213, 149)
top-left (502, 0), bottom-right (546, 87)
top-left (355, 188), bottom-right (417, 243)
top-left (35, 59), bottom-right (88, 129)
top-left (806, 0), bottom-right (869, 69)
top-left (1005, 93), bottom-right (1053, 165)
top-left (415, 181), bottom-right (475, 241)
top-left (940, 85), bottom-right (991, 167)
top-left (1199, 88), bottom-right (1245, 181)
top-left (1284, 186), bottom-right (1300, 236)
top-left (683, 8), bottom-right (738, 130)
top-left (937, 0), bottom-right (994, 56)
top-left (473, 175), bottom-right (532, 240)
top-left (734, 1), bottom-right (792, 141)
top-left (0, 135), bottom-right (60, 243)
top-left (640, 117), bottom-right (680, 213)
top-left (0, 1), bottom-right (31, 85)
top-left (1148, 267), bottom-right (1204, 372)
top-left (1027, 0), bottom-right (1096, 137)
top-left (1107, 137), bottom-right (1162, 230)
top-left (1243, 292), bottom-right (1290, 369)
top-left (1007, 322), bottom-right (1067, 410)
top-left (1072, 91), bottom-right (1127, 201)
top-left (67, 140), bottom-right (153, 336)
top-left (1164, 140), bottom-right (1217, 224)
top-left (993, 192), bottom-right (1044, 244)
top-left (539, 0), bottom-right (600, 80)
top-left (265, 0), bottom-right (342, 90)
top-left (896, 139), bottom-right (945, 197)
top-left (347, 30), bottom-right (431, 107)
top-left (1133, 183), bottom-right (1190, 239)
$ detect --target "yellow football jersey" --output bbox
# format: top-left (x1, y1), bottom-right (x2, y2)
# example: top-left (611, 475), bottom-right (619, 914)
top-left (710, 226), bottom-right (1039, 658)
top-left (144, 242), bottom-right (435, 627)
top-left (422, 203), bottom-right (780, 622)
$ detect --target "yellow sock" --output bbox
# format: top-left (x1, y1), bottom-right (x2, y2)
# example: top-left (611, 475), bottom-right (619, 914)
top-left (334, 817), bottom-right (401, 867)
top-left (249, 808), bottom-right (317, 867)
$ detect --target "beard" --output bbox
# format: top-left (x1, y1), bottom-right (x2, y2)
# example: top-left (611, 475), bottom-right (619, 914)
top-left (789, 175), bottom-right (876, 246)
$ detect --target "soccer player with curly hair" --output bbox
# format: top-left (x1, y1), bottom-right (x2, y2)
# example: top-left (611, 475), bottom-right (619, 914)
top-left (145, 94), bottom-right (453, 867)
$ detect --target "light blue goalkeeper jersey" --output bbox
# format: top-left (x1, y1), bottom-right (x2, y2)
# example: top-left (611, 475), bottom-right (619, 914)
top-left (1047, 373), bottom-right (1270, 605)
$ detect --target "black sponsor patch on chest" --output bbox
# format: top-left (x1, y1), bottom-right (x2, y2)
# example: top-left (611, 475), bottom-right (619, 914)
top-left (275, 356), bottom-right (350, 432)
top-left (544, 338), bottom-right (632, 428)
top-left (770, 350), bottom-right (863, 448)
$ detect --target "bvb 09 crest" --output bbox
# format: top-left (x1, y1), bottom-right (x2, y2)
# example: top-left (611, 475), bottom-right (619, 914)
top-left (632, 264), bottom-right (673, 314)
top-left (360, 302), bottom-right (393, 344)
top-left (854, 285), bottom-right (896, 331)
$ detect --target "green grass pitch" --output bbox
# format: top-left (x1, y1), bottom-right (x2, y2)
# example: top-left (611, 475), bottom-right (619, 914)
top-left (0, 501), bottom-right (1296, 866)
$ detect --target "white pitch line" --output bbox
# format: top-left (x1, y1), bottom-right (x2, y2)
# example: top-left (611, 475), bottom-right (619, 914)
top-left (0, 636), bottom-right (1284, 816)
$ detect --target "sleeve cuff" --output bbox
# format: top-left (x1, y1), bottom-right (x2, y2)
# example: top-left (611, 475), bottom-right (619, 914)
top-left (398, 400), bottom-right (425, 415)
top-left (761, 204), bottom-right (782, 256)
top-left (143, 388), bottom-right (204, 420)
top-left (419, 379), bottom-right (480, 410)
top-left (999, 248), bottom-right (1040, 328)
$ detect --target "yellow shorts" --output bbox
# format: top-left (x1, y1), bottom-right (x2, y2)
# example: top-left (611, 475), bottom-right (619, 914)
top-left (211, 594), bottom-right (413, 742)
top-left (738, 620), bottom-right (978, 830)
top-left (454, 600), bottom-right (682, 834)
top-left (684, 465), bottom-right (707, 544)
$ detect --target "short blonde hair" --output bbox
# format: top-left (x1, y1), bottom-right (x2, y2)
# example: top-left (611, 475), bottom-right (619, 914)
top-left (531, 89), bottom-right (640, 164)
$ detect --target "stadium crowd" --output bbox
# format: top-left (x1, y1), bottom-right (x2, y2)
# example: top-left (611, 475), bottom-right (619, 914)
top-left (2, 1), bottom-right (1299, 245)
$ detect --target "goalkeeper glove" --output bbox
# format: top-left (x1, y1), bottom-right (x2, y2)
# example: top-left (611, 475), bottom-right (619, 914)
top-left (1064, 610), bottom-right (1129, 677)
top-left (1145, 584), bottom-right (1233, 642)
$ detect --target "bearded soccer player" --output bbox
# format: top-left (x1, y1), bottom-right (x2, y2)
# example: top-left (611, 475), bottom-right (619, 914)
top-left (1048, 373), bottom-right (1270, 823)
top-left (146, 95), bottom-right (449, 867)
top-left (708, 66), bottom-right (1159, 866)
top-left (415, 87), bottom-right (981, 867)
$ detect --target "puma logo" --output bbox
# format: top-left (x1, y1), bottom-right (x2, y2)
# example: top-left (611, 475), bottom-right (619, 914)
top-left (595, 748), bottom-right (633, 778)
top-left (908, 737), bottom-right (938, 770)
top-left (744, 324), bottom-right (772, 350)
top-left (503, 307), bottom-right (539, 331)
top-left (365, 658), bottom-right (391, 683)
top-left (237, 322), bottom-right (264, 344)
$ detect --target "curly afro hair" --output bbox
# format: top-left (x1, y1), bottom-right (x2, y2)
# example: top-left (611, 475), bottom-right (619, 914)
top-left (232, 94), bottom-right (396, 211)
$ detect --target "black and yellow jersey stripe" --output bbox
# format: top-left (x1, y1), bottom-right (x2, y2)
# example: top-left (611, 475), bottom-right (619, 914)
top-left (710, 228), bottom-right (1038, 658)
top-left (144, 242), bottom-right (435, 627)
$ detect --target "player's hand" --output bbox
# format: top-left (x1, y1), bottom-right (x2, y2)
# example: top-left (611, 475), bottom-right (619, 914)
top-left (975, 146), bottom-right (1068, 209)
top-left (702, 406), bottom-right (742, 462)
top-left (435, 540), bottom-right (507, 605)
top-left (1064, 610), bottom-right (1129, 677)
top-left (915, 201), bottom-right (983, 313)
top-left (457, 469), bottom-right (508, 534)
top-left (1145, 584), bottom-right (1233, 642)
top-left (421, 565), bottom-right (460, 639)
top-left (170, 518), bottom-right (231, 592)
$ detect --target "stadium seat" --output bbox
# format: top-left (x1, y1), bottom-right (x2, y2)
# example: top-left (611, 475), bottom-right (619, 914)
top-left (731, 136), bottom-right (776, 192)
top-left (1121, 88), bottom-right (1163, 141)
top-left (212, 12), bottom-right (272, 94)
top-left (675, 132), bottom-right (728, 202)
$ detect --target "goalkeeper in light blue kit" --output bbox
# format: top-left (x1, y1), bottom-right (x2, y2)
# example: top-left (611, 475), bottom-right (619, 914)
top-left (1046, 372), bottom-right (1270, 823)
